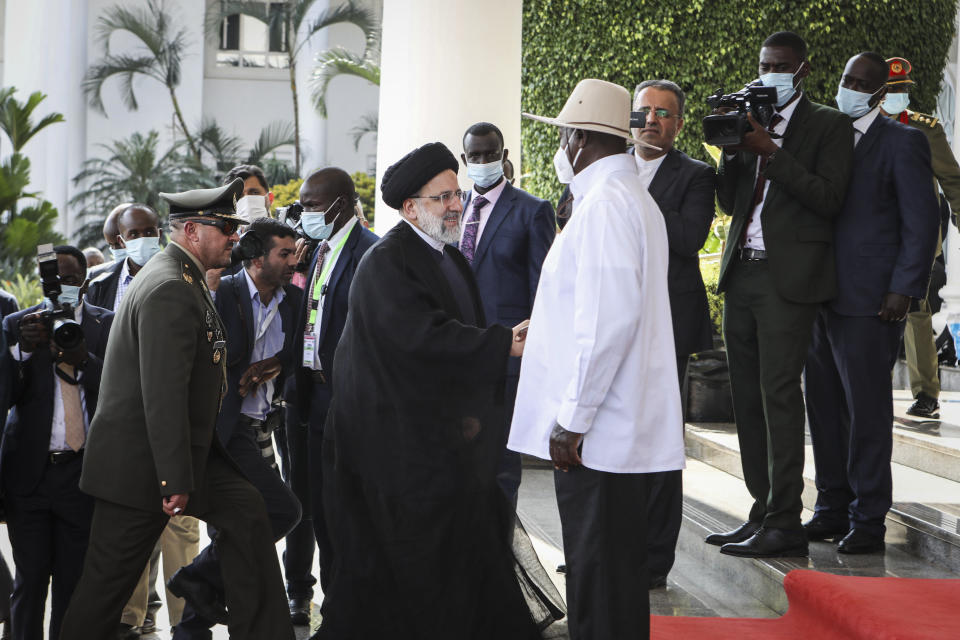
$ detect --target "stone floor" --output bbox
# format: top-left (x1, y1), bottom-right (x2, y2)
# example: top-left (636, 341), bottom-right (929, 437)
top-left (4, 389), bottom-right (958, 637)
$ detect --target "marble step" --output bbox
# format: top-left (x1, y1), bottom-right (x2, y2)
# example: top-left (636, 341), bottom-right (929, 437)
top-left (686, 422), bottom-right (960, 576)
top-left (892, 389), bottom-right (960, 483)
top-left (678, 458), bottom-right (960, 615)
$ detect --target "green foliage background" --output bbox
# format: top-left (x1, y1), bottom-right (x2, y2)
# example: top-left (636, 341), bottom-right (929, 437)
top-left (521, 0), bottom-right (959, 204)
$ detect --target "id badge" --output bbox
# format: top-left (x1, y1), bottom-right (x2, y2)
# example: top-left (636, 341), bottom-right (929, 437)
top-left (303, 334), bottom-right (316, 368)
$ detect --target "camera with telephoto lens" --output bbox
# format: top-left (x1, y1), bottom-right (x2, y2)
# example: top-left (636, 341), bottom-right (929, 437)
top-left (36, 243), bottom-right (84, 352)
top-left (702, 81), bottom-right (779, 146)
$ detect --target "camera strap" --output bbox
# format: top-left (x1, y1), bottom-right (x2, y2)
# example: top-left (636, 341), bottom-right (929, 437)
top-left (54, 362), bottom-right (80, 386)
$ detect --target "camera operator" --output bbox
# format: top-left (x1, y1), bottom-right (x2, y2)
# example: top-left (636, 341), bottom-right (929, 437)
top-left (706, 31), bottom-right (854, 559)
top-left (0, 245), bottom-right (113, 640)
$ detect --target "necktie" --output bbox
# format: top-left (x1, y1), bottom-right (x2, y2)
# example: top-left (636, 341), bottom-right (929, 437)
top-left (460, 195), bottom-right (487, 263)
top-left (307, 240), bottom-right (331, 330)
top-left (58, 363), bottom-right (85, 452)
top-left (742, 113), bottom-right (785, 244)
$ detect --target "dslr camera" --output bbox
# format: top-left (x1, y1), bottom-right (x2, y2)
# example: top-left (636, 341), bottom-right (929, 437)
top-left (36, 243), bottom-right (84, 352)
top-left (702, 81), bottom-right (779, 146)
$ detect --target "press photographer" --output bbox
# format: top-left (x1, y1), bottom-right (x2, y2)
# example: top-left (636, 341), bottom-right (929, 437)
top-left (0, 244), bottom-right (113, 640)
top-left (707, 31), bottom-right (854, 559)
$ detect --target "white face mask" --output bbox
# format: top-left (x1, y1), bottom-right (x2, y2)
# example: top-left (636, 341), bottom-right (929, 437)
top-left (881, 92), bottom-right (910, 115)
top-left (760, 67), bottom-right (803, 107)
top-left (553, 144), bottom-right (582, 184)
top-left (235, 195), bottom-right (269, 223)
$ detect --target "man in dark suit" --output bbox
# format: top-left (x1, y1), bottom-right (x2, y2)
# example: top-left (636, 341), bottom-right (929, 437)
top-left (290, 168), bottom-right (378, 603)
top-left (0, 287), bottom-right (16, 640)
top-left (803, 52), bottom-right (939, 554)
top-left (459, 121), bottom-right (555, 504)
top-left (86, 203), bottom-right (162, 311)
top-left (630, 79), bottom-right (716, 585)
top-left (172, 217), bottom-right (303, 637)
top-left (707, 31), bottom-right (854, 558)
top-left (60, 180), bottom-right (294, 640)
top-left (1, 246), bottom-right (113, 640)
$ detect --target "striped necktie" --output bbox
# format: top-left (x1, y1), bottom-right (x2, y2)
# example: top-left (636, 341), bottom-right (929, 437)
top-left (460, 195), bottom-right (487, 263)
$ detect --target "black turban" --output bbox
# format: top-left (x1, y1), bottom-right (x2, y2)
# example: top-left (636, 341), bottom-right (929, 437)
top-left (380, 142), bottom-right (459, 209)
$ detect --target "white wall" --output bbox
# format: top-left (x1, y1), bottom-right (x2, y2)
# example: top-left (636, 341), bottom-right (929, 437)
top-left (374, 0), bottom-right (522, 231)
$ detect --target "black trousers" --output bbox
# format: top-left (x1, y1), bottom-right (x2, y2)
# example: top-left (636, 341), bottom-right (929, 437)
top-left (175, 422), bottom-right (302, 638)
top-left (644, 356), bottom-right (687, 581)
top-left (60, 453), bottom-right (294, 640)
top-left (496, 373), bottom-right (522, 507)
top-left (4, 456), bottom-right (92, 640)
top-left (556, 466), bottom-right (650, 640)
top-left (805, 307), bottom-right (904, 537)
top-left (275, 399), bottom-right (317, 600)
top-left (306, 379), bottom-right (335, 591)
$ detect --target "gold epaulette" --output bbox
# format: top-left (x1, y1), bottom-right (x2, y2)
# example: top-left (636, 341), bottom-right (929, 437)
top-left (908, 110), bottom-right (939, 128)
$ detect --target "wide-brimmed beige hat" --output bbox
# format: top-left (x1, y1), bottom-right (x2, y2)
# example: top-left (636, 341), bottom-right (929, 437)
top-left (523, 78), bottom-right (659, 151)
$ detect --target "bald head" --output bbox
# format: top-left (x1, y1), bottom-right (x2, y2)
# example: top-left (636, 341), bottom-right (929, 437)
top-left (103, 202), bottom-right (132, 248)
top-left (299, 168), bottom-right (357, 236)
top-left (117, 204), bottom-right (160, 239)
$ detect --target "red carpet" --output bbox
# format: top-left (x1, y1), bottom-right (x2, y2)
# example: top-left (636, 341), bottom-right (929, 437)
top-left (652, 570), bottom-right (960, 639)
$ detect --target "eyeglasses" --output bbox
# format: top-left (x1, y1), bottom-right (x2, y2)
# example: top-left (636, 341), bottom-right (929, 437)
top-left (188, 217), bottom-right (240, 236)
top-left (411, 190), bottom-right (464, 207)
top-left (632, 107), bottom-right (680, 120)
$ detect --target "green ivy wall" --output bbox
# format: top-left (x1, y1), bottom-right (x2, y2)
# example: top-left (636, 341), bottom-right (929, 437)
top-left (521, 0), bottom-right (959, 204)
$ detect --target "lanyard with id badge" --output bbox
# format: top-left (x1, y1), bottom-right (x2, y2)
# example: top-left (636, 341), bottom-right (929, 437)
top-left (303, 233), bottom-right (350, 371)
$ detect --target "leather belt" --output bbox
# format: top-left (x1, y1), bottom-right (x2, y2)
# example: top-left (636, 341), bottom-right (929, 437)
top-left (239, 415), bottom-right (265, 428)
top-left (49, 449), bottom-right (83, 464)
top-left (738, 247), bottom-right (768, 261)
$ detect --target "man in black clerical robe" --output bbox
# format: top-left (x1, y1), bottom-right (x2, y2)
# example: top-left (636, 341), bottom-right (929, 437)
top-left (314, 142), bottom-right (562, 640)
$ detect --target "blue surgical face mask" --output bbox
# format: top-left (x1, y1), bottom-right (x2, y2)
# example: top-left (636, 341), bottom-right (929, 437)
top-left (110, 247), bottom-right (127, 262)
top-left (760, 69), bottom-right (801, 107)
top-left (881, 92), bottom-right (910, 115)
top-left (300, 196), bottom-right (343, 241)
top-left (123, 236), bottom-right (161, 266)
top-left (836, 85), bottom-right (881, 119)
top-left (466, 159), bottom-right (504, 189)
top-left (56, 284), bottom-right (81, 308)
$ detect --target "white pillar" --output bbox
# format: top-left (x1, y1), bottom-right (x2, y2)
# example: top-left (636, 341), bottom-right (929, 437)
top-left (3, 0), bottom-right (89, 239)
top-left (373, 0), bottom-right (522, 232)
top-left (296, 0), bottom-right (330, 175)
top-left (937, 28), bottom-right (960, 341)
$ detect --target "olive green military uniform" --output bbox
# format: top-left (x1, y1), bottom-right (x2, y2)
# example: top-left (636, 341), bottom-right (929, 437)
top-left (60, 182), bottom-right (293, 640)
top-left (896, 110), bottom-right (960, 402)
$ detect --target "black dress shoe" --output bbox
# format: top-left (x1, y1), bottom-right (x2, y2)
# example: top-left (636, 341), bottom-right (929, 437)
top-left (837, 529), bottom-right (885, 554)
top-left (648, 574), bottom-right (667, 589)
top-left (166, 568), bottom-right (228, 625)
top-left (556, 564), bottom-right (567, 574)
top-left (720, 527), bottom-right (808, 558)
top-left (116, 623), bottom-right (139, 640)
top-left (289, 596), bottom-right (311, 626)
top-left (705, 521), bottom-right (761, 546)
top-left (803, 516), bottom-right (849, 542)
top-left (907, 392), bottom-right (940, 419)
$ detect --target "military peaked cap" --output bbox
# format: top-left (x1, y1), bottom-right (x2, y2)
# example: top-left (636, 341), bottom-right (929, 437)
top-left (886, 57), bottom-right (915, 85)
top-left (161, 178), bottom-right (246, 222)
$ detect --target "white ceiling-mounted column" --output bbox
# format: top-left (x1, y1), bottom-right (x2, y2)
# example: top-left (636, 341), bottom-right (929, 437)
top-left (373, 0), bottom-right (522, 232)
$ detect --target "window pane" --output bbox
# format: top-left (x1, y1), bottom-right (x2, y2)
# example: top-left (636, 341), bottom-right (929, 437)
top-left (220, 14), bottom-right (239, 50)
top-left (239, 14), bottom-right (268, 52)
top-left (268, 3), bottom-right (286, 52)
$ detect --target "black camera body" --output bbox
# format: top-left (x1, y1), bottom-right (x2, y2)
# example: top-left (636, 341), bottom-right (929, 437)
top-left (277, 202), bottom-right (318, 273)
top-left (702, 81), bottom-right (779, 146)
top-left (36, 244), bottom-right (84, 352)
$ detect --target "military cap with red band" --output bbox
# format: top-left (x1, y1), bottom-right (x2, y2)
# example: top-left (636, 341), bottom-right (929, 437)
top-left (886, 57), bottom-right (915, 85)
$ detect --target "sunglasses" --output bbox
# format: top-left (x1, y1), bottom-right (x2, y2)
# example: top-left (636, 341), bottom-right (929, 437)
top-left (188, 217), bottom-right (240, 236)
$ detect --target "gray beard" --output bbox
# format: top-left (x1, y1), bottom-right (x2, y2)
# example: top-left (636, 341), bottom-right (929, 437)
top-left (417, 202), bottom-right (461, 245)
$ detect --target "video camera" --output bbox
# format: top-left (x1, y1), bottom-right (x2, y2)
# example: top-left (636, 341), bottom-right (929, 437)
top-left (702, 81), bottom-right (779, 146)
top-left (36, 244), bottom-right (84, 352)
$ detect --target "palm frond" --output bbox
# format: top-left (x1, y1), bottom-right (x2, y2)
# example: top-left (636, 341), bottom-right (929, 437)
top-left (296, 1), bottom-right (378, 57)
top-left (349, 113), bottom-right (378, 151)
top-left (0, 90), bottom-right (65, 153)
top-left (248, 120), bottom-right (296, 164)
top-left (310, 47), bottom-right (380, 117)
top-left (205, 0), bottom-right (273, 36)
top-left (196, 119), bottom-right (245, 169)
top-left (83, 55), bottom-right (161, 113)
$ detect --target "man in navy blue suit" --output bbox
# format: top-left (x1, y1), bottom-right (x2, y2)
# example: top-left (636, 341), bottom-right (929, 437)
top-left (290, 168), bottom-right (378, 600)
top-left (171, 217), bottom-right (303, 637)
top-left (459, 122), bottom-right (556, 504)
top-left (804, 52), bottom-right (940, 554)
top-left (1, 246), bottom-right (113, 640)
